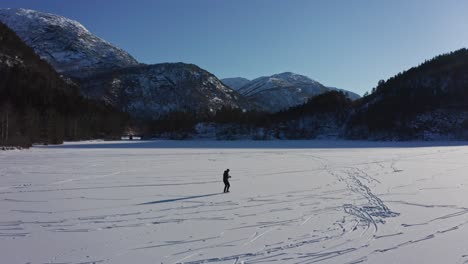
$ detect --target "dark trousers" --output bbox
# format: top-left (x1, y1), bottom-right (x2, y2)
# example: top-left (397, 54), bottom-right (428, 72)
top-left (223, 180), bottom-right (230, 192)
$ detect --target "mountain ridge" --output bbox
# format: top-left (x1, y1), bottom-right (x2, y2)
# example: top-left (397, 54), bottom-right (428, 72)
top-left (0, 8), bottom-right (139, 78)
top-left (221, 77), bottom-right (250, 90)
top-left (0, 8), bottom-right (253, 118)
top-left (223, 73), bottom-right (360, 112)
top-left (232, 72), bottom-right (330, 112)
top-left (80, 62), bottom-right (252, 119)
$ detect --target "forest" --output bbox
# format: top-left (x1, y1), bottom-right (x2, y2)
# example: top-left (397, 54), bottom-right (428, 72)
top-left (0, 22), bottom-right (129, 147)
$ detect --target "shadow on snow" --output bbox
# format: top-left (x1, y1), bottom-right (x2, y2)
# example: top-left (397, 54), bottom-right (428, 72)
top-left (138, 193), bottom-right (222, 205)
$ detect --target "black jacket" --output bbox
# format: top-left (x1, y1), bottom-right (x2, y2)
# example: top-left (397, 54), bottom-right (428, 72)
top-left (223, 170), bottom-right (230, 181)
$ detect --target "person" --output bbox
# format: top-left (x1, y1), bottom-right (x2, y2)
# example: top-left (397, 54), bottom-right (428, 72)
top-left (223, 169), bottom-right (231, 193)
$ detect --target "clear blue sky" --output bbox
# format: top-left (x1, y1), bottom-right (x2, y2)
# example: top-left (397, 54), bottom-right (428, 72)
top-left (1, 0), bottom-right (468, 95)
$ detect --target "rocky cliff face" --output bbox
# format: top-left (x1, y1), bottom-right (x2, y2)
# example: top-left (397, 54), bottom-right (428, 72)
top-left (80, 63), bottom-right (251, 119)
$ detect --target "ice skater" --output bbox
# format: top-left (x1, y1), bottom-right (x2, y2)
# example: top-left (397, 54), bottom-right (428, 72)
top-left (223, 169), bottom-right (231, 193)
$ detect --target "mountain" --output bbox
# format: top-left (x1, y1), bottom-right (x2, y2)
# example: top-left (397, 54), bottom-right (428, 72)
top-left (221, 77), bottom-right (250, 90)
top-left (0, 21), bottom-right (128, 146)
top-left (0, 8), bottom-right (251, 119)
top-left (80, 63), bottom-right (250, 119)
top-left (0, 8), bottom-right (139, 79)
top-left (0, 8), bottom-right (364, 119)
top-left (348, 48), bottom-right (468, 140)
top-left (327, 87), bottom-right (361, 100)
top-left (235, 72), bottom-right (329, 112)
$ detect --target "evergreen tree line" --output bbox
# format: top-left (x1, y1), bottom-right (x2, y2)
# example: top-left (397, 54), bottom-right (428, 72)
top-left (0, 67), bottom-right (130, 147)
top-left (0, 21), bottom-right (129, 147)
top-left (141, 91), bottom-right (353, 139)
top-left (348, 48), bottom-right (468, 139)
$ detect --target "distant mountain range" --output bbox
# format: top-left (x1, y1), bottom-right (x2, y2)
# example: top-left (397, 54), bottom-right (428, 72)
top-left (80, 63), bottom-right (249, 119)
top-left (0, 8), bottom-right (362, 117)
top-left (222, 73), bottom-right (360, 112)
top-left (0, 8), bottom-right (253, 118)
top-left (7, 8), bottom-right (463, 141)
top-left (235, 72), bottom-right (329, 112)
top-left (219, 49), bottom-right (468, 140)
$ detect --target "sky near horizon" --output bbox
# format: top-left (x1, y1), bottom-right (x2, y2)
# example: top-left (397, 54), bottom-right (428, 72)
top-left (1, 0), bottom-right (467, 95)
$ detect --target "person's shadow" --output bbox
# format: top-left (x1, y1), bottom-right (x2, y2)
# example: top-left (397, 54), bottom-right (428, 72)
top-left (138, 193), bottom-right (222, 205)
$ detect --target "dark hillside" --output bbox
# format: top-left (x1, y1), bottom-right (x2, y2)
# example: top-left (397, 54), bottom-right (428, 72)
top-left (0, 21), bottom-right (128, 147)
top-left (348, 49), bottom-right (468, 140)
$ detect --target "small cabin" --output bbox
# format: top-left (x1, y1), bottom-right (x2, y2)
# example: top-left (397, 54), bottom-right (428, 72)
top-left (121, 135), bottom-right (142, 140)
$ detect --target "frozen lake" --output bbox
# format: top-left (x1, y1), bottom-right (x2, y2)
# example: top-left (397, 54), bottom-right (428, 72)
top-left (1, 140), bottom-right (468, 263)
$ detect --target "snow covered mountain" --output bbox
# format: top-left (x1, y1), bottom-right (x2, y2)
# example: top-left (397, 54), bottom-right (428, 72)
top-left (0, 8), bottom-right (359, 119)
top-left (221, 77), bottom-right (250, 90)
top-left (235, 72), bottom-right (329, 112)
top-left (0, 8), bottom-right (250, 119)
top-left (0, 8), bottom-right (139, 78)
top-left (80, 63), bottom-right (250, 119)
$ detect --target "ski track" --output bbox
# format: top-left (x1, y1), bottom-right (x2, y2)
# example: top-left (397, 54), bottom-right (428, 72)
top-left (1, 141), bottom-right (468, 263)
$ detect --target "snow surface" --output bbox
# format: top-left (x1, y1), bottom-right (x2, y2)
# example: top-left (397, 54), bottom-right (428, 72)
top-left (2, 140), bottom-right (468, 263)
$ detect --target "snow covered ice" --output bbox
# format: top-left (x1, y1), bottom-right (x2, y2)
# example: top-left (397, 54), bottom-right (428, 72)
top-left (1, 140), bottom-right (468, 263)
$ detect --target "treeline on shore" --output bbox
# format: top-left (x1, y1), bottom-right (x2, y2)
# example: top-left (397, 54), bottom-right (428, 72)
top-left (0, 21), bottom-right (129, 147)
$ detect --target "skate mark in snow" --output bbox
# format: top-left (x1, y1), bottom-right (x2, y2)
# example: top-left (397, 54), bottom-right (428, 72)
top-left (133, 235), bottom-right (220, 250)
top-left (373, 232), bottom-right (403, 239)
top-left (331, 167), bottom-right (399, 231)
top-left (179, 237), bottom-right (336, 264)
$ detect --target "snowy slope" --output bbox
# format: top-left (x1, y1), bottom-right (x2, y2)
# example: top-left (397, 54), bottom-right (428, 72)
top-left (239, 72), bottom-right (325, 97)
top-left (80, 63), bottom-right (250, 119)
top-left (235, 72), bottom-right (329, 112)
top-left (235, 73), bottom-right (361, 112)
top-left (0, 8), bottom-right (139, 78)
top-left (0, 8), bottom-right (252, 118)
top-left (221, 77), bottom-right (250, 90)
top-left (2, 140), bottom-right (468, 263)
